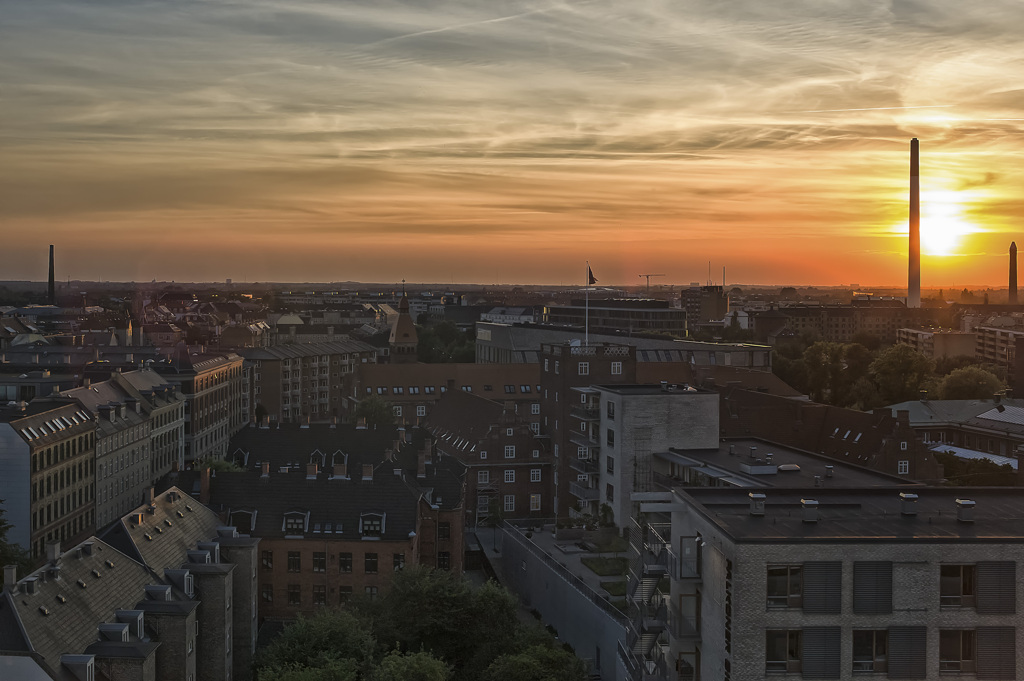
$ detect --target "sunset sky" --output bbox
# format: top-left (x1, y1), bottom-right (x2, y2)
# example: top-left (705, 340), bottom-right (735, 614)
top-left (3, 1), bottom-right (1024, 287)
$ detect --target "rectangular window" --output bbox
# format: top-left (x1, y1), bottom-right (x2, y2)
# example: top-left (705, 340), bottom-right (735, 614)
top-left (765, 630), bottom-right (801, 673)
top-left (365, 586), bottom-right (378, 600)
top-left (339, 552), bottom-right (353, 573)
top-left (606, 484), bottom-right (614, 502)
top-left (606, 429), bottom-right (614, 447)
top-left (606, 457), bottom-right (614, 474)
top-left (505, 470), bottom-right (515, 483)
top-left (438, 522), bottom-right (451, 540)
top-left (261, 550), bottom-right (273, 570)
top-left (941, 565), bottom-right (976, 607)
top-left (393, 406), bottom-right (402, 417)
top-left (478, 470), bottom-right (490, 485)
top-left (284, 516), bottom-right (305, 532)
top-left (530, 469), bottom-right (541, 483)
top-left (312, 552), bottom-right (326, 573)
top-left (416, 405), bottom-right (426, 417)
top-left (611, 361), bottom-right (622, 375)
top-left (767, 565), bottom-right (803, 609)
top-left (504, 384), bottom-right (515, 394)
top-left (504, 495), bottom-right (515, 512)
top-left (287, 584), bottom-right (301, 606)
top-left (578, 362), bottom-right (589, 376)
top-left (480, 450), bottom-right (487, 460)
top-left (338, 586), bottom-right (353, 604)
top-left (607, 402), bottom-right (615, 419)
top-left (504, 445), bottom-right (515, 459)
top-left (898, 460), bottom-right (909, 474)
top-left (437, 552), bottom-right (451, 570)
top-left (940, 630), bottom-right (976, 673)
top-left (287, 551), bottom-right (301, 573)
top-left (393, 553), bottom-right (405, 571)
top-left (364, 553), bottom-right (378, 574)
top-left (531, 403), bottom-right (540, 415)
top-left (261, 585), bottom-right (273, 603)
top-left (530, 494), bottom-right (541, 511)
top-left (852, 630), bottom-right (887, 673)
top-left (312, 584), bottom-right (327, 606)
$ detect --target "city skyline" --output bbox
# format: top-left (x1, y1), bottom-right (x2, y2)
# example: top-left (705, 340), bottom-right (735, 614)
top-left (4, 1), bottom-right (1024, 286)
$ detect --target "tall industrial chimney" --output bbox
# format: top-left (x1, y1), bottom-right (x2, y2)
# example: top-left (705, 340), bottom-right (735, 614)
top-left (1011, 242), bottom-right (1019, 305)
top-left (908, 139), bottom-right (921, 308)
top-left (47, 245), bottom-right (55, 306)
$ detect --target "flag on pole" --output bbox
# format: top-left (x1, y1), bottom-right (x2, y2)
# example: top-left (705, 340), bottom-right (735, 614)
top-left (588, 266), bottom-right (597, 286)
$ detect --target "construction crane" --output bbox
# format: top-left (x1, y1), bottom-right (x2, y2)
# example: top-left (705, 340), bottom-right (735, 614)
top-left (638, 273), bottom-right (666, 293)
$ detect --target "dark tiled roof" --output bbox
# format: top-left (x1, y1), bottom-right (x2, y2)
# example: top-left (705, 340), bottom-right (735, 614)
top-left (227, 424), bottom-right (400, 471)
top-left (239, 339), bottom-right (375, 360)
top-left (426, 390), bottom-right (504, 447)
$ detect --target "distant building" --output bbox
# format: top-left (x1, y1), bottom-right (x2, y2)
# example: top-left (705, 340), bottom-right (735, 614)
top-left (897, 328), bottom-right (976, 358)
top-left (753, 301), bottom-right (944, 344)
top-left (388, 296), bottom-right (418, 364)
top-left (543, 299), bottom-right (686, 336)
top-left (681, 284), bottom-right (728, 326)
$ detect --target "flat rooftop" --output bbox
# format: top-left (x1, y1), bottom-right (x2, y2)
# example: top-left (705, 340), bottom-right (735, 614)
top-left (656, 438), bottom-right (914, 489)
top-left (677, 487), bottom-right (1024, 543)
top-left (593, 383), bottom-right (713, 396)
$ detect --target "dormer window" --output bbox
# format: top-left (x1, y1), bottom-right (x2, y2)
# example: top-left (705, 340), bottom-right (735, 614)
top-left (360, 513), bottom-right (385, 538)
top-left (283, 512), bottom-right (308, 535)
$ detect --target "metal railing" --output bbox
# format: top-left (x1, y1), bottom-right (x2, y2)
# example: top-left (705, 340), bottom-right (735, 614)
top-left (569, 457), bottom-right (598, 474)
top-left (569, 481), bottom-right (600, 501)
top-left (570, 406), bottom-right (601, 421)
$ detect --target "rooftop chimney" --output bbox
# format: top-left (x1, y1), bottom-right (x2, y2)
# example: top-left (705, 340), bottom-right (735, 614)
top-left (1011, 242), bottom-right (1018, 305)
top-left (46, 541), bottom-right (61, 566)
top-left (261, 462), bottom-right (270, 479)
top-left (908, 138), bottom-right (921, 308)
top-left (332, 462), bottom-right (348, 480)
top-left (362, 463), bottom-right (373, 481)
top-left (899, 492), bottom-right (919, 516)
top-left (3, 564), bottom-right (16, 593)
top-left (801, 498), bottom-right (819, 523)
top-left (748, 492), bottom-right (766, 516)
top-left (956, 498), bottom-right (975, 523)
top-left (47, 245), bottom-right (55, 306)
top-left (306, 462), bottom-right (319, 480)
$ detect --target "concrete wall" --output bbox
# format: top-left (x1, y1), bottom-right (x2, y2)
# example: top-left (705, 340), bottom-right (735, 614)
top-left (500, 527), bottom-right (629, 681)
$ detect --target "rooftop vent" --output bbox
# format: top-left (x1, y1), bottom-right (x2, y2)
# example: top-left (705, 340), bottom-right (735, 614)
top-left (824, 465), bottom-right (834, 479)
top-left (956, 498), bottom-right (976, 523)
top-left (899, 492), bottom-right (918, 516)
top-left (748, 493), bottom-right (766, 517)
top-left (813, 475), bottom-right (822, 488)
top-left (801, 498), bottom-right (819, 523)
top-left (748, 446), bottom-right (757, 459)
top-left (21, 576), bottom-right (37, 595)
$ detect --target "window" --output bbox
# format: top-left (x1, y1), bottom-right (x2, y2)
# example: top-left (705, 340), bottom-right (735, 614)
top-left (284, 515), bottom-right (305, 533)
top-left (338, 586), bottom-right (353, 604)
top-left (261, 550), bottom-right (273, 570)
top-left (606, 429), bottom-right (614, 447)
top-left (438, 522), bottom-right (451, 540)
top-left (506, 427), bottom-right (514, 436)
top-left (521, 385), bottom-right (531, 393)
top-left (544, 358), bottom-right (549, 371)
top-left (339, 552), bottom-right (353, 573)
top-left (504, 495), bottom-right (515, 512)
top-left (480, 450), bottom-right (487, 460)
top-left (313, 552), bottom-right (326, 573)
top-left (416, 405), bottom-right (426, 417)
top-left (505, 385), bottom-right (515, 394)
top-left (554, 360), bottom-right (559, 374)
top-left (478, 470), bottom-right (490, 485)
top-left (530, 494), bottom-right (541, 511)
top-left (313, 584), bottom-right (327, 606)
top-left (897, 460), bottom-right (909, 475)
top-left (530, 423), bottom-right (540, 434)
top-left (425, 386), bottom-right (435, 394)
top-left (900, 441), bottom-right (908, 450)
top-left (504, 445), bottom-right (515, 459)
top-left (409, 386), bottom-right (419, 394)
top-left (287, 584), bottom-right (301, 606)
top-left (531, 403), bottom-right (540, 415)
top-left (360, 514), bottom-right (383, 537)
top-left (611, 361), bottom-right (622, 375)
top-left (607, 402), bottom-right (615, 419)
top-left (365, 586), bottom-right (378, 600)
top-left (393, 406), bottom-right (402, 417)
top-left (392, 387), bottom-right (403, 395)
top-left (438, 552), bottom-right (451, 570)
top-left (941, 565), bottom-right (976, 607)
top-left (940, 630), bottom-right (976, 673)
top-left (393, 553), bottom-right (405, 571)
top-left (287, 551), bottom-right (301, 573)
top-left (605, 484), bottom-right (613, 502)
top-left (261, 585), bottom-right (273, 603)
top-left (530, 469), bottom-right (541, 483)
top-left (364, 553), bottom-right (378, 574)
top-left (606, 457), bottom-right (614, 474)
top-left (765, 630), bottom-right (801, 673)
top-left (767, 565), bottom-right (802, 608)
top-left (505, 470), bottom-right (515, 483)
top-left (578, 362), bottom-right (589, 376)
top-left (852, 630), bottom-right (887, 673)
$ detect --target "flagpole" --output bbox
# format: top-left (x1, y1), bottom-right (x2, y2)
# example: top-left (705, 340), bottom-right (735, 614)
top-left (585, 261), bottom-right (590, 346)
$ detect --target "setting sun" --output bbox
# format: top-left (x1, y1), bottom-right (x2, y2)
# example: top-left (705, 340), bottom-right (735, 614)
top-left (920, 190), bottom-right (977, 256)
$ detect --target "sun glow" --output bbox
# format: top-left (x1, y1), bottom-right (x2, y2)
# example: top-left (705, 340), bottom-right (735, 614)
top-left (919, 190), bottom-right (979, 256)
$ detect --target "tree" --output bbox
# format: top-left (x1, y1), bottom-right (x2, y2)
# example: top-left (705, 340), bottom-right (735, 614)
top-left (802, 342), bottom-right (844, 403)
top-left (370, 651), bottom-right (451, 681)
top-left (869, 344), bottom-right (935, 404)
top-left (938, 367), bottom-right (1005, 400)
top-left (256, 609), bottom-right (375, 676)
top-left (0, 499), bottom-right (32, 576)
top-left (481, 645), bottom-right (587, 681)
top-left (355, 395), bottom-right (396, 428)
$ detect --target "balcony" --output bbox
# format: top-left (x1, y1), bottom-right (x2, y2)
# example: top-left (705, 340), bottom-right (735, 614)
top-left (569, 432), bottom-right (601, 452)
top-left (569, 481), bottom-right (600, 501)
top-left (569, 457), bottom-right (598, 474)
top-left (570, 406), bottom-right (600, 421)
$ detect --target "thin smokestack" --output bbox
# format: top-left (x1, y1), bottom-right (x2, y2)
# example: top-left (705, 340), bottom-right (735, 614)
top-left (908, 139), bottom-right (921, 308)
top-left (47, 245), bottom-right (55, 306)
top-left (1011, 242), bottom-right (1018, 305)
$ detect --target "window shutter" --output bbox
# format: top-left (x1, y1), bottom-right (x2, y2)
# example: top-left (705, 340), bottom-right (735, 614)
top-left (801, 626), bottom-right (840, 679)
top-left (888, 626), bottom-right (927, 679)
top-left (977, 626), bottom-right (1016, 680)
top-left (853, 561), bottom-right (893, 614)
top-left (977, 562), bottom-right (1016, 614)
top-left (802, 562), bottom-right (842, 614)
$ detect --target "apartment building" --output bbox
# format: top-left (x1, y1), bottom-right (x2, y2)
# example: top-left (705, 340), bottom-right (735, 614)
top-left (543, 299), bottom-right (687, 336)
top-left (896, 328), bottom-right (976, 359)
top-left (627, 487), bottom-right (1023, 681)
top-left (0, 402), bottom-right (96, 561)
top-left (118, 369), bottom-right (187, 483)
top-left (426, 389), bottom-right (554, 523)
top-left (241, 339), bottom-right (377, 425)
